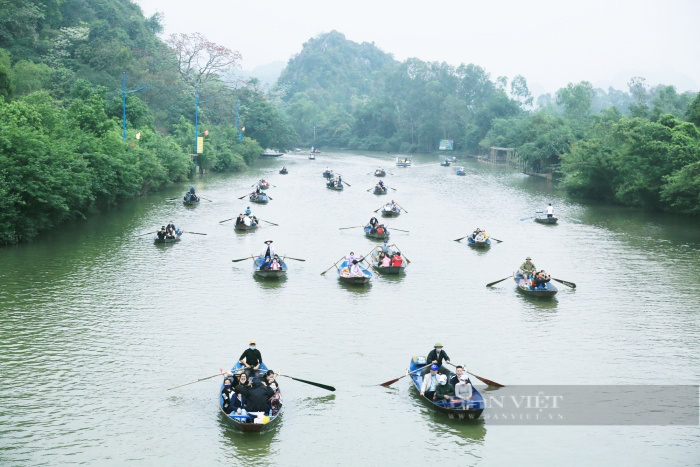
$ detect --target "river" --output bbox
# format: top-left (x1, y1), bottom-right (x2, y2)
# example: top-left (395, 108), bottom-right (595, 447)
top-left (1, 151), bottom-right (698, 465)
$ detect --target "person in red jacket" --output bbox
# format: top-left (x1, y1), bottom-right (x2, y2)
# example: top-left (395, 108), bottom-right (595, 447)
top-left (391, 252), bottom-right (403, 267)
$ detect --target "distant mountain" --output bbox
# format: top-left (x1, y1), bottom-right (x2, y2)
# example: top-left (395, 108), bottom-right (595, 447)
top-left (237, 61), bottom-right (286, 88)
top-left (275, 30), bottom-right (396, 108)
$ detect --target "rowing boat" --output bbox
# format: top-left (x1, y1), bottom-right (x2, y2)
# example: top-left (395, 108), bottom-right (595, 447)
top-left (234, 223), bottom-right (259, 232)
top-left (322, 170), bottom-right (334, 179)
top-left (279, 168), bottom-right (288, 174)
top-left (374, 169), bottom-right (386, 177)
top-left (513, 272), bottom-right (558, 298)
top-left (373, 186), bottom-right (388, 195)
top-left (440, 160), bottom-right (451, 167)
top-left (253, 255), bottom-right (287, 278)
top-left (153, 229), bottom-right (183, 244)
top-left (409, 356), bottom-right (485, 420)
top-left (249, 193), bottom-right (269, 204)
top-left (456, 168), bottom-right (466, 176)
top-left (219, 362), bottom-right (282, 432)
top-left (381, 205), bottom-right (401, 217)
top-left (467, 236), bottom-right (491, 248)
top-left (337, 259), bottom-right (372, 284)
top-left (364, 224), bottom-right (390, 240)
top-left (183, 196), bottom-right (199, 206)
top-left (257, 181), bottom-right (270, 190)
top-left (326, 181), bottom-right (343, 191)
top-left (309, 154), bottom-right (316, 160)
top-left (369, 245), bottom-right (407, 274)
top-left (396, 157), bottom-right (412, 167)
top-left (534, 216), bottom-right (558, 224)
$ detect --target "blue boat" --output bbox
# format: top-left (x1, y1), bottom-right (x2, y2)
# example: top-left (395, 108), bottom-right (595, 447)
top-left (456, 167), bottom-right (466, 176)
top-left (513, 272), bottom-right (558, 298)
top-left (219, 362), bottom-right (282, 433)
top-left (409, 356), bottom-right (485, 420)
top-left (249, 193), bottom-right (269, 204)
top-left (153, 229), bottom-right (183, 244)
top-left (253, 255), bottom-right (288, 279)
top-left (467, 236), bottom-right (491, 248)
top-left (337, 259), bottom-right (372, 284)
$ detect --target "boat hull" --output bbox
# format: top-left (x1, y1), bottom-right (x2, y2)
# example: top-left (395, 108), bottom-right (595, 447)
top-left (219, 363), bottom-right (282, 432)
top-left (374, 187), bottom-right (388, 195)
top-left (369, 247), bottom-right (407, 274)
top-left (364, 225), bottom-right (390, 240)
top-left (374, 171), bottom-right (386, 177)
top-left (381, 209), bottom-right (400, 217)
top-left (326, 184), bottom-right (343, 191)
top-left (337, 260), bottom-right (372, 284)
top-left (253, 256), bottom-right (288, 278)
top-left (235, 224), bottom-right (259, 232)
top-left (183, 199), bottom-right (199, 206)
top-left (279, 170), bottom-right (288, 175)
top-left (249, 195), bottom-right (269, 204)
top-left (456, 171), bottom-right (466, 176)
top-left (467, 237), bottom-right (491, 248)
top-left (153, 230), bottom-right (183, 244)
top-left (513, 273), bottom-right (558, 297)
top-left (440, 162), bottom-right (451, 167)
top-left (408, 357), bottom-right (484, 420)
top-left (534, 216), bottom-right (558, 224)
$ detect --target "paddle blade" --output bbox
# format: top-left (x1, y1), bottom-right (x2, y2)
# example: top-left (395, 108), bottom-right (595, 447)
top-left (553, 278), bottom-right (576, 289)
top-left (468, 371), bottom-right (504, 388)
top-left (486, 276), bottom-right (510, 287)
top-left (453, 236), bottom-right (467, 242)
top-left (280, 375), bottom-right (335, 392)
top-left (379, 376), bottom-right (403, 387)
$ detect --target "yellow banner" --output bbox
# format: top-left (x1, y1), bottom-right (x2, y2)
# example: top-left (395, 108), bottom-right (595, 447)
top-left (197, 137), bottom-right (204, 154)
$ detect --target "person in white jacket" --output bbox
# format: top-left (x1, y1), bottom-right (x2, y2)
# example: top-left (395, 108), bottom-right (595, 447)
top-left (420, 364), bottom-right (441, 400)
top-left (454, 374), bottom-right (473, 407)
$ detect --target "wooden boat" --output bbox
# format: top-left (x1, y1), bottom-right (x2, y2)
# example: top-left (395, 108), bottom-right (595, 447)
top-left (260, 150), bottom-right (283, 158)
top-left (369, 245), bottom-right (407, 274)
top-left (534, 216), bottom-right (558, 224)
top-left (373, 185), bottom-right (388, 195)
top-left (183, 195), bottom-right (200, 206)
top-left (249, 193), bottom-right (269, 204)
top-left (253, 255), bottom-right (287, 278)
top-left (456, 168), bottom-right (466, 176)
top-left (364, 224), bottom-right (390, 240)
top-left (322, 170), bottom-right (334, 179)
top-left (219, 362), bottom-right (282, 432)
top-left (153, 229), bottom-right (183, 244)
top-left (326, 181), bottom-right (343, 191)
top-left (337, 259), bottom-right (372, 284)
top-left (279, 168), bottom-right (288, 175)
top-left (308, 154), bottom-right (316, 160)
top-left (374, 169), bottom-right (386, 177)
top-left (513, 272), bottom-right (558, 298)
top-left (234, 222), bottom-right (259, 232)
top-left (257, 181), bottom-right (270, 190)
top-left (381, 204), bottom-right (401, 217)
top-left (396, 156), bottom-right (412, 167)
top-left (467, 236), bottom-right (491, 248)
top-left (440, 160), bottom-right (451, 167)
top-left (409, 356), bottom-right (485, 420)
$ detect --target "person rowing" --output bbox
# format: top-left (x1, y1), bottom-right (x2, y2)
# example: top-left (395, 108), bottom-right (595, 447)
top-left (262, 240), bottom-right (275, 260)
top-left (518, 256), bottom-right (537, 280)
top-left (238, 339), bottom-right (262, 377)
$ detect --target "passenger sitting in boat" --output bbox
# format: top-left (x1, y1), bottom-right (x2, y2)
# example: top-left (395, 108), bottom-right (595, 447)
top-left (471, 228), bottom-right (481, 240)
top-left (518, 256), bottom-right (537, 279)
top-left (235, 372), bottom-right (250, 394)
top-left (156, 227), bottom-right (166, 241)
top-left (391, 252), bottom-right (403, 267)
top-left (221, 379), bottom-right (235, 414)
top-left (242, 378), bottom-right (275, 415)
top-left (265, 370), bottom-right (279, 391)
top-left (245, 206), bottom-right (252, 215)
top-left (420, 364), bottom-right (440, 400)
top-left (475, 233), bottom-right (485, 242)
top-left (450, 365), bottom-right (466, 387)
top-left (533, 270), bottom-right (551, 289)
top-left (454, 375), bottom-right (473, 406)
top-left (434, 374), bottom-right (455, 401)
top-left (376, 225), bottom-right (385, 235)
top-left (377, 252), bottom-right (386, 266)
top-left (350, 260), bottom-right (365, 277)
top-left (381, 254), bottom-right (391, 267)
top-left (166, 220), bottom-right (176, 233)
top-left (249, 216), bottom-right (258, 226)
top-left (232, 390), bottom-right (247, 417)
top-left (270, 256), bottom-right (281, 270)
top-left (235, 214), bottom-right (244, 226)
top-left (164, 225), bottom-right (175, 240)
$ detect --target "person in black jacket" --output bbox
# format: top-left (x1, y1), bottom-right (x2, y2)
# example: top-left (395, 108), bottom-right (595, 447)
top-left (239, 339), bottom-right (262, 376)
top-left (426, 342), bottom-right (451, 376)
top-left (243, 378), bottom-right (274, 414)
top-left (221, 379), bottom-right (235, 414)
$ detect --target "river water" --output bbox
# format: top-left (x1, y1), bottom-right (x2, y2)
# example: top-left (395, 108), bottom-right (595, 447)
top-left (1, 152), bottom-right (699, 465)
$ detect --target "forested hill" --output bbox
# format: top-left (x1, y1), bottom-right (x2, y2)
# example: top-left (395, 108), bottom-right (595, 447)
top-left (277, 31), bottom-right (395, 109)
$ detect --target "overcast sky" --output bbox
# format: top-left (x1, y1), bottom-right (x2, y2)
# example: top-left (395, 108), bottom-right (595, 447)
top-left (135, 0), bottom-right (699, 95)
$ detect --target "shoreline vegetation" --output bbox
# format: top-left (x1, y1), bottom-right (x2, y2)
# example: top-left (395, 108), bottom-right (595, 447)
top-left (1, 2), bottom-right (699, 244)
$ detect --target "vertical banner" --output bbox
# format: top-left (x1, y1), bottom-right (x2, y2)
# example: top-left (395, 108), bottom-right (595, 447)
top-left (197, 137), bottom-right (204, 154)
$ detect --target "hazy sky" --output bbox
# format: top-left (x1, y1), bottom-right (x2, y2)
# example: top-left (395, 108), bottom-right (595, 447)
top-left (135, 0), bottom-right (700, 95)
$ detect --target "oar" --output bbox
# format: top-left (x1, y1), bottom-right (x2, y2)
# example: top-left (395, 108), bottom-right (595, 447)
top-left (366, 187), bottom-right (374, 192)
top-left (446, 363), bottom-right (504, 388)
top-left (134, 231), bottom-right (156, 237)
top-left (396, 203), bottom-right (408, 213)
top-left (320, 256), bottom-right (345, 275)
top-left (519, 216), bottom-right (533, 221)
top-left (183, 231), bottom-right (207, 235)
top-left (389, 187), bottom-right (397, 191)
top-left (453, 235), bottom-right (468, 242)
top-left (486, 276), bottom-right (511, 287)
top-left (342, 180), bottom-right (351, 187)
top-left (277, 374), bottom-right (335, 392)
top-left (373, 205), bottom-right (386, 213)
top-left (490, 237), bottom-right (504, 243)
top-left (552, 277), bottom-right (577, 289)
top-left (260, 219), bottom-right (279, 226)
top-left (389, 244), bottom-right (411, 264)
top-left (284, 256), bottom-right (306, 262)
top-left (167, 371), bottom-right (223, 391)
top-left (388, 227), bottom-right (410, 233)
top-left (200, 197), bottom-right (213, 202)
top-left (338, 226), bottom-right (363, 230)
top-left (219, 217), bottom-right (236, 224)
top-left (166, 197), bottom-right (179, 201)
top-left (231, 256), bottom-right (254, 262)
top-left (267, 195), bottom-right (274, 200)
top-left (380, 363), bottom-right (431, 387)
top-left (564, 216), bottom-right (583, 223)
top-left (237, 194), bottom-right (248, 200)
